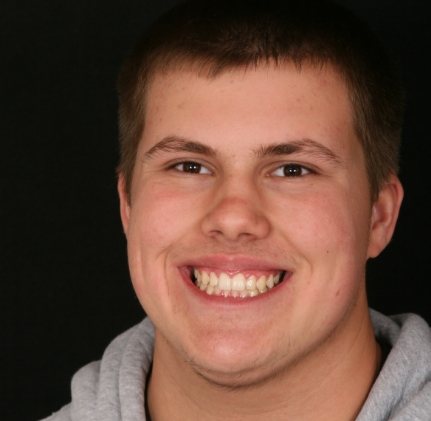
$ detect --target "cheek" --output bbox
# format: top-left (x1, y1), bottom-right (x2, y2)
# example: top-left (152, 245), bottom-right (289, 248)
top-left (273, 191), bottom-right (370, 330)
top-left (126, 185), bottom-right (188, 291)
top-left (129, 182), bottom-right (198, 248)
top-left (274, 189), bottom-right (371, 262)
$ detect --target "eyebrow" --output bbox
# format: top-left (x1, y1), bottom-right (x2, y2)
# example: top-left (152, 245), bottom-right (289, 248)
top-left (143, 136), bottom-right (217, 161)
top-left (254, 138), bottom-right (342, 165)
top-left (143, 135), bottom-right (342, 165)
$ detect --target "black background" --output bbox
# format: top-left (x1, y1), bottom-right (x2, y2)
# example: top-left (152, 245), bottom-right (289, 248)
top-left (1, 1), bottom-right (430, 420)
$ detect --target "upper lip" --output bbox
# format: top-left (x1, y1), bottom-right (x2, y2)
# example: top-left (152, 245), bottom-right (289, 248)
top-left (177, 254), bottom-right (291, 273)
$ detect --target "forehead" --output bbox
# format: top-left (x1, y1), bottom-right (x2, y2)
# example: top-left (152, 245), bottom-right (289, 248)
top-left (142, 62), bottom-right (357, 154)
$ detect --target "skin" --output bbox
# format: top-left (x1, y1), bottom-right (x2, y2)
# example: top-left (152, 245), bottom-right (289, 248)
top-left (118, 63), bottom-right (403, 420)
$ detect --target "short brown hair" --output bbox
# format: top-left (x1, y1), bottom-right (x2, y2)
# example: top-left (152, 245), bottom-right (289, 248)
top-left (117, 0), bottom-right (403, 201)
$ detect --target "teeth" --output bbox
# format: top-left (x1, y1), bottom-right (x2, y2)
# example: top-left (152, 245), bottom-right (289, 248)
top-left (232, 273), bottom-right (246, 291)
top-left (192, 269), bottom-right (284, 298)
top-left (266, 274), bottom-right (274, 289)
top-left (209, 272), bottom-right (218, 287)
top-left (201, 271), bottom-right (210, 286)
top-left (246, 275), bottom-right (256, 290)
top-left (219, 273), bottom-right (231, 291)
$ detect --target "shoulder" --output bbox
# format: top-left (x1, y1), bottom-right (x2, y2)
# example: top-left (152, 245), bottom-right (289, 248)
top-left (39, 404), bottom-right (72, 421)
top-left (370, 309), bottom-right (431, 345)
top-left (358, 310), bottom-right (431, 420)
top-left (39, 318), bottom-right (155, 421)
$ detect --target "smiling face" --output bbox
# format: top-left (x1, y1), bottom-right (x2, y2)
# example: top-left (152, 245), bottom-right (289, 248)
top-left (118, 63), bottom-right (401, 386)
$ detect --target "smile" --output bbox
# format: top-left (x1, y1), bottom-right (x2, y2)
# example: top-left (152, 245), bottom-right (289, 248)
top-left (191, 268), bottom-right (286, 298)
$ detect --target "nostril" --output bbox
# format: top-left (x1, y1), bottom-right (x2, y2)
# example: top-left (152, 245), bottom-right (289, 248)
top-left (201, 200), bottom-right (271, 242)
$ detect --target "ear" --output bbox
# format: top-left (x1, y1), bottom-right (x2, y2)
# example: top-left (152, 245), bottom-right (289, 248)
top-left (117, 173), bottom-right (131, 236)
top-left (367, 174), bottom-right (404, 258)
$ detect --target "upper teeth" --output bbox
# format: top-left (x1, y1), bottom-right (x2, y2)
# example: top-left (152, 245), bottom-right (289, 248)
top-left (193, 269), bottom-right (283, 298)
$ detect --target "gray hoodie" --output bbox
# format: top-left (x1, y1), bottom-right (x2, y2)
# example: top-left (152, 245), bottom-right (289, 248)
top-left (42, 310), bottom-right (431, 421)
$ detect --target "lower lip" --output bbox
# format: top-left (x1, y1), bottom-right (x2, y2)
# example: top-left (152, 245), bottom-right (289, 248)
top-left (178, 267), bottom-right (291, 305)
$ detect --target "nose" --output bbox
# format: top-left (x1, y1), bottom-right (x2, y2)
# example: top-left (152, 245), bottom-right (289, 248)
top-left (201, 182), bottom-right (271, 243)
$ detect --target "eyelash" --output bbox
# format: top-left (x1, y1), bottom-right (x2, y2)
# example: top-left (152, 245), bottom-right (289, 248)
top-left (170, 161), bottom-right (212, 175)
top-left (168, 161), bottom-right (314, 178)
top-left (271, 163), bottom-right (313, 177)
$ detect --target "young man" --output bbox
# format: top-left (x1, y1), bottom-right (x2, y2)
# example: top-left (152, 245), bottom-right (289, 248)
top-left (43, 0), bottom-right (431, 419)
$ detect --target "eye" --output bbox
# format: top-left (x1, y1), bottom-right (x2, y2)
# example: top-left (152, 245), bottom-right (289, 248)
top-left (172, 161), bottom-right (211, 174)
top-left (272, 163), bottom-right (312, 177)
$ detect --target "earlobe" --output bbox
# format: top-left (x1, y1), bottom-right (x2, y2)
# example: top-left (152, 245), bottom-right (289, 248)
top-left (117, 174), bottom-right (131, 236)
top-left (367, 174), bottom-right (404, 258)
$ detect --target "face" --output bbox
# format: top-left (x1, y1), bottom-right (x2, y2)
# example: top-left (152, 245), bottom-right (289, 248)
top-left (119, 63), bottom-right (400, 386)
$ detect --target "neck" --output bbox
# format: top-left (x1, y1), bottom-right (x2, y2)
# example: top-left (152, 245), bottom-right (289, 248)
top-left (147, 299), bottom-right (381, 420)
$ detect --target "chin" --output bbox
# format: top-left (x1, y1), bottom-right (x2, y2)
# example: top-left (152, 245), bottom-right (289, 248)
top-left (189, 351), bottom-right (282, 389)
top-left (181, 334), bottom-right (280, 387)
